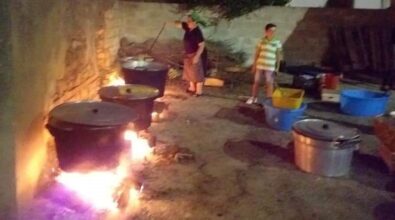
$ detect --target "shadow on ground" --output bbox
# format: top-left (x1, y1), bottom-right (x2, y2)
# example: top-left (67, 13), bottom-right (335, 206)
top-left (223, 139), bottom-right (295, 170)
top-left (215, 103), bottom-right (266, 127)
top-left (224, 139), bottom-right (394, 192)
top-left (373, 202), bottom-right (395, 220)
top-left (307, 101), bottom-right (342, 114)
top-left (350, 152), bottom-right (394, 191)
top-left (306, 102), bottom-right (375, 135)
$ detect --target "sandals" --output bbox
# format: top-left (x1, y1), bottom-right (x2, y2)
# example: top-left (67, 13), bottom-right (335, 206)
top-left (186, 89), bottom-right (195, 94)
top-left (186, 88), bottom-right (203, 97)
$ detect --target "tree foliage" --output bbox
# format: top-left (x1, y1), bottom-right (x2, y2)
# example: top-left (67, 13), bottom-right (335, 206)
top-left (181, 0), bottom-right (290, 19)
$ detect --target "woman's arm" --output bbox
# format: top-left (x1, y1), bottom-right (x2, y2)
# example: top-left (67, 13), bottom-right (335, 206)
top-left (167, 20), bottom-right (183, 29)
top-left (193, 42), bottom-right (205, 64)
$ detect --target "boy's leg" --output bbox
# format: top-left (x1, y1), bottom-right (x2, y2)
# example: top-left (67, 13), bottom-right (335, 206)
top-left (246, 70), bottom-right (262, 104)
top-left (264, 70), bottom-right (274, 98)
top-left (252, 69), bottom-right (263, 97)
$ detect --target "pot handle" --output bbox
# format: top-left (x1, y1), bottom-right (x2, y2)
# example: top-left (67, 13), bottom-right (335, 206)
top-left (84, 126), bottom-right (122, 131)
top-left (46, 124), bottom-right (73, 132)
top-left (335, 138), bottom-right (361, 149)
top-left (46, 124), bottom-right (122, 132)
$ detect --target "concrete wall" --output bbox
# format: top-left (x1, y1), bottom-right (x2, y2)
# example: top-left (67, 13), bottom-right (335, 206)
top-left (0, 0), bottom-right (17, 219)
top-left (117, 2), bottom-right (389, 67)
top-left (353, 0), bottom-right (390, 9)
top-left (290, 0), bottom-right (328, 7)
top-left (290, 0), bottom-right (390, 9)
top-left (0, 0), bottom-right (119, 218)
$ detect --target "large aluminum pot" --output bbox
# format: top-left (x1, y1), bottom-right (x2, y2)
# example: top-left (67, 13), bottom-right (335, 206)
top-left (122, 60), bottom-right (168, 97)
top-left (292, 119), bottom-right (360, 177)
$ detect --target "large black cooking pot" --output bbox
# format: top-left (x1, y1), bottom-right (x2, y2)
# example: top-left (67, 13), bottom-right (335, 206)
top-left (99, 84), bottom-right (159, 131)
top-left (121, 60), bottom-right (168, 97)
top-left (46, 101), bottom-right (137, 172)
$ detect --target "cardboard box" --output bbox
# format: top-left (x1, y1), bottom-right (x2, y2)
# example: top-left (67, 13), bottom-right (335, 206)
top-left (321, 89), bottom-right (340, 102)
top-left (379, 145), bottom-right (395, 174)
top-left (204, 77), bottom-right (224, 87)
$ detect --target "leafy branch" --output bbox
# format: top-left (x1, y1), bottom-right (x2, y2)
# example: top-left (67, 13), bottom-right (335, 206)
top-left (179, 0), bottom-right (290, 20)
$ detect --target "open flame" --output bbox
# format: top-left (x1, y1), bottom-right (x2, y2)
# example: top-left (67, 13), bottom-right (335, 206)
top-left (107, 72), bottom-right (125, 86)
top-left (56, 129), bottom-right (152, 211)
top-left (56, 171), bottom-right (125, 211)
top-left (124, 130), bottom-right (152, 163)
top-left (151, 112), bottom-right (160, 122)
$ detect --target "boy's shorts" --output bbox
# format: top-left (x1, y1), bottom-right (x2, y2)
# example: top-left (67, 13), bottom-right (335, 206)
top-left (254, 69), bottom-right (274, 84)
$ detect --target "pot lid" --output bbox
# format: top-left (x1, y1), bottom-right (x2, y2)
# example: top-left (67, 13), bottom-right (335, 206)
top-left (292, 119), bottom-right (359, 141)
top-left (122, 60), bottom-right (168, 72)
top-left (99, 84), bottom-right (160, 101)
top-left (120, 56), bottom-right (138, 63)
top-left (48, 101), bottom-right (138, 127)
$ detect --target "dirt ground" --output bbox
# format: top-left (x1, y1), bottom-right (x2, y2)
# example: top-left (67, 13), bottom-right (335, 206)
top-left (138, 73), bottom-right (395, 220)
top-left (23, 73), bottom-right (395, 220)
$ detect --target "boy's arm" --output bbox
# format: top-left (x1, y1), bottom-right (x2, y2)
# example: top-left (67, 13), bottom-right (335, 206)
top-left (275, 46), bottom-right (283, 73)
top-left (252, 45), bottom-right (261, 73)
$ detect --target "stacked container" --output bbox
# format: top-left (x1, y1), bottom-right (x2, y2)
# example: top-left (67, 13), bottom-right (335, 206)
top-left (263, 87), bottom-right (306, 131)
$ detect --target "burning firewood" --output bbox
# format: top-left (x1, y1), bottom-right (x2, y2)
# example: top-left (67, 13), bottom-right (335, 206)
top-left (114, 179), bottom-right (132, 209)
top-left (174, 152), bottom-right (195, 163)
top-left (153, 143), bottom-right (195, 164)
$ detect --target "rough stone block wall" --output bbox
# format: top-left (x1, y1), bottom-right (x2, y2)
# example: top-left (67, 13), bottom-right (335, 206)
top-left (4, 0), bottom-right (119, 218)
top-left (49, 2), bottom-right (119, 110)
top-left (102, 0), bottom-right (125, 84)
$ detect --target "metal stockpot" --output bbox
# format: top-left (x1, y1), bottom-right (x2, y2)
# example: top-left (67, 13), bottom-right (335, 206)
top-left (292, 119), bottom-right (360, 177)
top-left (99, 84), bottom-right (159, 131)
top-left (122, 60), bottom-right (168, 97)
top-left (46, 101), bottom-right (137, 172)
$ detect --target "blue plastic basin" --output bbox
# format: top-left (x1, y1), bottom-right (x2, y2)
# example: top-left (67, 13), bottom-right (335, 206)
top-left (263, 100), bottom-right (307, 131)
top-left (340, 89), bottom-right (390, 116)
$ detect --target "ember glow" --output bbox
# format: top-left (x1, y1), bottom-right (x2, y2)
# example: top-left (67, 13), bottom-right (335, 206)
top-left (107, 73), bottom-right (125, 86)
top-left (56, 130), bottom-right (152, 211)
top-left (151, 111), bottom-right (159, 122)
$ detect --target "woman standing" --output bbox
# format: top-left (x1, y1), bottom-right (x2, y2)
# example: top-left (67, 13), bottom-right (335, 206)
top-left (169, 15), bottom-right (207, 96)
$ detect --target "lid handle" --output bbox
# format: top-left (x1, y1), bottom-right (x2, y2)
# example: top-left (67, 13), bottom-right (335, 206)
top-left (335, 138), bottom-right (360, 149)
top-left (322, 124), bottom-right (329, 130)
top-left (92, 108), bottom-right (99, 114)
top-left (126, 88), bottom-right (132, 94)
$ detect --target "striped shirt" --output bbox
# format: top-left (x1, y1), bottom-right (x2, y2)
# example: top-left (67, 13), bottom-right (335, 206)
top-left (256, 37), bottom-right (282, 71)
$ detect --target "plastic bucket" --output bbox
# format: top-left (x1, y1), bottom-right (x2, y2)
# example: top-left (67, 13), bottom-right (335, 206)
top-left (272, 88), bottom-right (305, 109)
top-left (263, 99), bottom-right (307, 131)
top-left (340, 89), bottom-right (390, 116)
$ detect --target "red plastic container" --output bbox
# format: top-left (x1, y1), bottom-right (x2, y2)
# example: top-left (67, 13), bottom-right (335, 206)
top-left (322, 73), bottom-right (341, 90)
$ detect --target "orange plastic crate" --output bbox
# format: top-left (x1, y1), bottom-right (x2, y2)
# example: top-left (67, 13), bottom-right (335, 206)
top-left (272, 88), bottom-right (304, 109)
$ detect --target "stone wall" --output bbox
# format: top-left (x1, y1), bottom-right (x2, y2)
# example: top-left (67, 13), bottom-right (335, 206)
top-left (117, 2), bottom-right (390, 67)
top-left (48, 1), bottom-right (119, 110)
top-left (0, 0), bottom-right (119, 218)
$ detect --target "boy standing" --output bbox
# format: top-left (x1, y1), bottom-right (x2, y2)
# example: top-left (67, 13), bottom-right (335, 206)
top-left (247, 23), bottom-right (282, 104)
